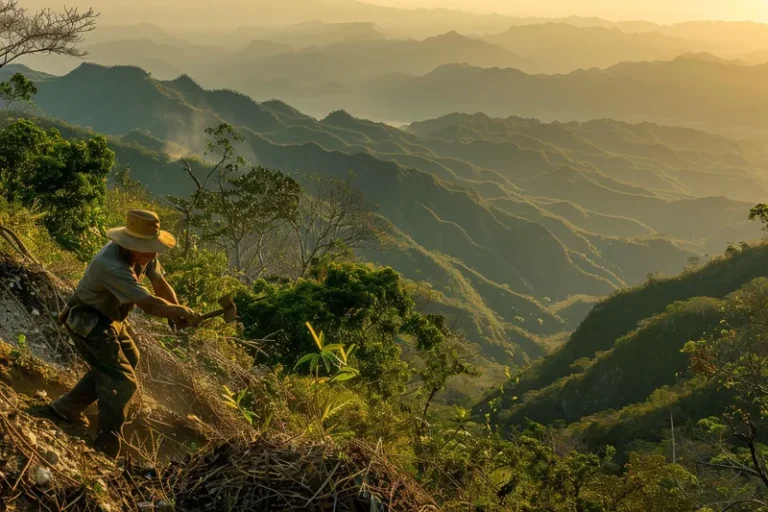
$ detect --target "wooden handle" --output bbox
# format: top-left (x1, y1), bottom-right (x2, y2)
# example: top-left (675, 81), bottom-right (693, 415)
top-left (201, 308), bottom-right (227, 320)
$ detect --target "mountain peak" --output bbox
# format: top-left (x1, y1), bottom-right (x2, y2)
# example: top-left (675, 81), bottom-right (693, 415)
top-left (323, 109), bottom-right (356, 123)
top-left (424, 31), bottom-right (473, 44)
top-left (164, 73), bottom-right (203, 92)
top-left (66, 62), bottom-right (150, 81)
top-left (674, 52), bottom-right (744, 65)
top-left (261, 99), bottom-right (307, 119)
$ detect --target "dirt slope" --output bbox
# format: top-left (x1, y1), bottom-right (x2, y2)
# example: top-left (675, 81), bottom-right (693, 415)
top-left (0, 251), bottom-right (437, 511)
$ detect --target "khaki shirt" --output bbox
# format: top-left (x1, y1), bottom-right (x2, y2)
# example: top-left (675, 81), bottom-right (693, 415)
top-left (73, 242), bottom-right (163, 322)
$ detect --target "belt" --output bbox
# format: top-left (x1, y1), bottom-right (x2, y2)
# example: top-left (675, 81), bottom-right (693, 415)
top-left (59, 294), bottom-right (108, 325)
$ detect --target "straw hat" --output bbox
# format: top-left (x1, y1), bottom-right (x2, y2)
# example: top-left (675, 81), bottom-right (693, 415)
top-left (106, 210), bottom-right (176, 253)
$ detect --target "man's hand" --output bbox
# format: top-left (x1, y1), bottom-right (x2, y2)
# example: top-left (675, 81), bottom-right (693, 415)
top-left (137, 296), bottom-right (202, 324)
top-left (169, 308), bottom-right (203, 331)
top-left (182, 308), bottom-right (203, 328)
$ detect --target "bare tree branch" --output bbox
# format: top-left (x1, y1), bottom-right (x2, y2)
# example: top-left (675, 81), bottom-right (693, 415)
top-left (292, 173), bottom-right (382, 276)
top-left (0, 1), bottom-right (98, 69)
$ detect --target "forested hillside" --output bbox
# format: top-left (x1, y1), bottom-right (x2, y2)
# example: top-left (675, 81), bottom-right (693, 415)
top-left (0, 91), bottom-right (727, 512)
top-left (479, 240), bottom-right (768, 461)
top-left (0, 107), bottom-right (765, 511)
top-left (7, 62), bottom-right (764, 382)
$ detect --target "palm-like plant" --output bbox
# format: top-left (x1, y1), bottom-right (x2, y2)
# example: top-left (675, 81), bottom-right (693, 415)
top-left (294, 322), bottom-right (360, 384)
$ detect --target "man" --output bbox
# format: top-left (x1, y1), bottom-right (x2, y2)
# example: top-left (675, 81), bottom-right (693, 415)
top-left (50, 209), bottom-right (202, 458)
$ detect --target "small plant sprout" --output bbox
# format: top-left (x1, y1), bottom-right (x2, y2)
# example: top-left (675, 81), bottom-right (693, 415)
top-left (221, 385), bottom-right (258, 425)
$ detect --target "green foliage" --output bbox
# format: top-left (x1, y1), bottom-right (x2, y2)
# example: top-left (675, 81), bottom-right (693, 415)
top-left (200, 164), bottom-right (300, 272)
top-left (110, 161), bottom-right (148, 199)
top-left (10, 333), bottom-right (30, 361)
top-left (489, 243), bottom-right (768, 432)
top-left (0, 119), bottom-right (114, 257)
top-left (0, 72), bottom-right (38, 121)
top-left (162, 249), bottom-right (245, 311)
top-left (415, 417), bottom-right (699, 511)
top-left (499, 295), bottom-right (724, 429)
top-left (221, 385), bottom-right (258, 426)
top-left (0, 197), bottom-right (83, 278)
top-left (166, 123), bottom-right (301, 274)
top-left (293, 322), bottom-right (360, 385)
top-left (237, 261), bottom-right (449, 399)
top-left (683, 278), bottom-right (768, 494)
top-left (749, 203), bottom-right (768, 234)
top-left (0, 73), bottom-right (38, 103)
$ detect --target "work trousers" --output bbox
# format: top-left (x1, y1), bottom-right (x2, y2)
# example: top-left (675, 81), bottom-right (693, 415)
top-left (56, 307), bottom-right (139, 458)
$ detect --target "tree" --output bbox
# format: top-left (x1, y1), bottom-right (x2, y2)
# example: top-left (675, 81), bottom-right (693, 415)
top-left (684, 277), bottom-right (768, 499)
top-left (236, 262), bottom-right (455, 399)
top-left (110, 160), bottom-right (147, 199)
top-left (0, 119), bottom-right (114, 256)
top-left (165, 124), bottom-right (300, 277)
top-left (203, 165), bottom-right (300, 277)
top-left (292, 173), bottom-right (381, 277)
top-left (0, 72), bottom-right (37, 126)
top-left (162, 249), bottom-right (245, 312)
top-left (417, 334), bottom-right (477, 431)
top-left (165, 124), bottom-right (245, 260)
top-left (0, 1), bottom-right (97, 69)
top-left (749, 204), bottom-right (768, 234)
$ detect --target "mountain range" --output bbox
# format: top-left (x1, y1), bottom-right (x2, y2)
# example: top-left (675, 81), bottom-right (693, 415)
top-left (17, 18), bottom-right (768, 88)
top-left (483, 23), bottom-right (697, 73)
top-left (352, 56), bottom-right (768, 136)
top-left (18, 22), bottom-right (768, 136)
top-left (4, 62), bottom-right (764, 402)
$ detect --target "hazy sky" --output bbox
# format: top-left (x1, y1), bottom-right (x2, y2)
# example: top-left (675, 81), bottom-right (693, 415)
top-left (24, 0), bottom-right (768, 26)
top-left (369, 0), bottom-right (768, 23)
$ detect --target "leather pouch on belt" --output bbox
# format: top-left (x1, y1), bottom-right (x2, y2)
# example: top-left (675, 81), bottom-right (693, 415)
top-left (64, 306), bottom-right (100, 338)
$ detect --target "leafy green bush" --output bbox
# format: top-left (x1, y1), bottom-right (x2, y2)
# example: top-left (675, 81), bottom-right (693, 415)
top-left (236, 261), bottom-right (449, 399)
top-left (163, 249), bottom-right (245, 312)
top-left (0, 119), bottom-right (114, 258)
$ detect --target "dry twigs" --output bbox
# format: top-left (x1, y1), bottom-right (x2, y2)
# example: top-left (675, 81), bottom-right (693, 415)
top-left (156, 435), bottom-right (439, 512)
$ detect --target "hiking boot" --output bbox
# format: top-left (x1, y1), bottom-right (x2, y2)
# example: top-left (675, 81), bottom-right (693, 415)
top-left (49, 400), bottom-right (90, 429)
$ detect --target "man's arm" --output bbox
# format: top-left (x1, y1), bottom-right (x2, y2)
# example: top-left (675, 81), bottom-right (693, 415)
top-left (135, 294), bottom-right (196, 320)
top-left (150, 273), bottom-right (179, 305)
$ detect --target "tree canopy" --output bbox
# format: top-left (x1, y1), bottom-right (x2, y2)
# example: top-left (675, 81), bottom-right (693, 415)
top-left (0, 118), bottom-right (114, 255)
top-left (236, 261), bottom-right (455, 399)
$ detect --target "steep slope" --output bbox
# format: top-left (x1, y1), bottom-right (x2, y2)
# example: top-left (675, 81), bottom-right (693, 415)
top-left (497, 294), bottom-right (723, 429)
top-left (0, 249), bottom-right (436, 511)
